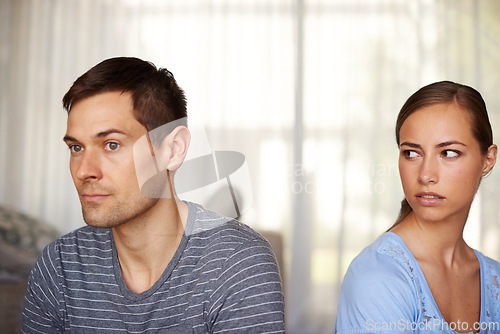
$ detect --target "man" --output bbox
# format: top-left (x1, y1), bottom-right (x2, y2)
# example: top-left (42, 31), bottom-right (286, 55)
top-left (22, 57), bottom-right (285, 333)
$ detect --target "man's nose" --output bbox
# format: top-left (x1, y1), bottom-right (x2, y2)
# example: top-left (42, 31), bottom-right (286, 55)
top-left (74, 150), bottom-right (103, 181)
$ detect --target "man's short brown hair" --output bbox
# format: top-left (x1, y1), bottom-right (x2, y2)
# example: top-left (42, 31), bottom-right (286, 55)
top-left (63, 57), bottom-right (187, 144)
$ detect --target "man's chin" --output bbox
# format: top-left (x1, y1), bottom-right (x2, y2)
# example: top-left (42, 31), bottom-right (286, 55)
top-left (80, 196), bottom-right (159, 228)
top-left (83, 217), bottom-right (115, 228)
top-left (81, 210), bottom-right (124, 229)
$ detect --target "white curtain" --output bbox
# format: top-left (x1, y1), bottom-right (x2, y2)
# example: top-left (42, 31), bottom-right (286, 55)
top-left (1, 1), bottom-right (500, 333)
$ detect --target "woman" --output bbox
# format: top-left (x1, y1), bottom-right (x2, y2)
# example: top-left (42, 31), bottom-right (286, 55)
top-left (336, 81), bottom-right (500, 333)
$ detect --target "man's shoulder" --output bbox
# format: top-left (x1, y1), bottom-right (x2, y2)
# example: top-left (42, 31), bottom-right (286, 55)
top-left (187, 202), bottom-right (267, 241)
top-left (41, 226), bottom-right (112, 260)
top-left (49, 225), bottom-right (111, 246)
top-left (185, 202), bottom-right (273, 259)
top-left (181, 203), bottom-right (285, 333)
top-left (30, 226), bottom-right (113, 286)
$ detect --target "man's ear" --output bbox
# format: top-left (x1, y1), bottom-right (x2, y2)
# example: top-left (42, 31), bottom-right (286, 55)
top-left (482, 144), bottom-right (497, 176)
top-left (160, 126), bottom-right (191, 172)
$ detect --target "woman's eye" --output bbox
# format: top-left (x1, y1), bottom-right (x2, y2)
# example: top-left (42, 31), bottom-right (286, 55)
top-left (403, 150), bottom-right (418, 159)
top-left (442, 150), bottom-right (460, 158)
top-left (105, 142), bottom-right (120, 151)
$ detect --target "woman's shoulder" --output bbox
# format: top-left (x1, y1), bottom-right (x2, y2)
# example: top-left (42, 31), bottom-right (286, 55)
top-left (473, 250), bottom-right (500, 323)
top-left (336, 233), bottom-right (423, 330)
top-left (341, 232), bottom-right (422, 301)
top-left (351, 232), bottom-right (417, 276)
top-left (474, 250), bottom-right (500, 274)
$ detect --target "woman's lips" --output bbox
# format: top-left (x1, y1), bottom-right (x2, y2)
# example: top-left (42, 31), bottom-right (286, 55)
top-left (415, 192), bottom-right (445, 206)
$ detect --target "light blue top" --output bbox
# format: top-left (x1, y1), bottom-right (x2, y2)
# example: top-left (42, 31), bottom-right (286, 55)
top-left (336, 232), bottom-right (500, 334)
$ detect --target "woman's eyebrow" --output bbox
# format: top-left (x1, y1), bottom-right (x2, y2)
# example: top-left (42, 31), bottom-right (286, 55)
top-left (436, 140), bottom-right (467, 148)
top-left (399, 142), bottom-right (420, 148)
top-left (399, 140), bottom-right (467, 149)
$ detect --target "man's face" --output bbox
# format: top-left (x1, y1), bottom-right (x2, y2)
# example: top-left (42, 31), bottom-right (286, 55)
top-left (64, 91), bottom-right (159, 228)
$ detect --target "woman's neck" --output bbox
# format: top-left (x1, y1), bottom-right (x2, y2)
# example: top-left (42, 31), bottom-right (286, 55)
top-left (390, 212), bottom-right (474, 267)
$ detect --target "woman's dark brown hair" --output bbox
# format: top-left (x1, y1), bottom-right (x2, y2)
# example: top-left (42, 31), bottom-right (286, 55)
top-left (391, 81), bottom-right (493, 228)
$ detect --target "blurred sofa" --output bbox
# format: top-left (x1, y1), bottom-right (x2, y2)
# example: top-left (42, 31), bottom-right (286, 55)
top-left (0, 205), bottom-right (59, 334)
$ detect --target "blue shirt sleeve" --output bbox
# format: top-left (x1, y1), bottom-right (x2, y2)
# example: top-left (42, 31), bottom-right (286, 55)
top-left (336, 250), bottom-right (420, 334)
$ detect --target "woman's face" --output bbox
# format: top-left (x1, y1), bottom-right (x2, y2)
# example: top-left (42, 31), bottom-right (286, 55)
top-left (398, 102), bottom-right (495, 225)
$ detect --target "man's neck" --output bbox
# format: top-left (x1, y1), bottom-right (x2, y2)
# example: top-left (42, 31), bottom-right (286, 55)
top-left (112, 198), bottom-right (188, 294)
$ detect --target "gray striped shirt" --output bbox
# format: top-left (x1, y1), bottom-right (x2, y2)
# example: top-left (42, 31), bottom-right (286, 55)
top-left (22, 202), bottom-right (285, 333)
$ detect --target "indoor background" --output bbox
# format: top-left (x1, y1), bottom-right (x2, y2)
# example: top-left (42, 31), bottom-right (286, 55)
top-left (1, 0), bottom-right (500, 333)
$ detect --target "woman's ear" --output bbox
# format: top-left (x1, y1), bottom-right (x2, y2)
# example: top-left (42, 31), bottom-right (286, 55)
top-left (482, 144), bottom-right (497, 176)
top-left (157, 126), bottom-right (191, 172)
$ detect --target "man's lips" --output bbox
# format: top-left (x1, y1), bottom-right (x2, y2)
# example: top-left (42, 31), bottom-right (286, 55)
top-left (415, 192), bottom-right (445, 206)
top-left (80, 194), bottom-right (110, 203)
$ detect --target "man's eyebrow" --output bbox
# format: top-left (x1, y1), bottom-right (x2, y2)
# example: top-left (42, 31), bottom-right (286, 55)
top-left (63, 135), bottom-right (77, 143)
top-left (63, 129), bottom-right (128, 143)
top-left (94, 129), bottom-right (128, 138)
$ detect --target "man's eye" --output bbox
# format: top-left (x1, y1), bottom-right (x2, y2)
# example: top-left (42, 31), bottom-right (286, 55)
top-left (105, 142), bottom-right (120, 151)
top-left (442, 150), bottom-right (460, 158)
top-left (69, 145), bottom-right (82, 153)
